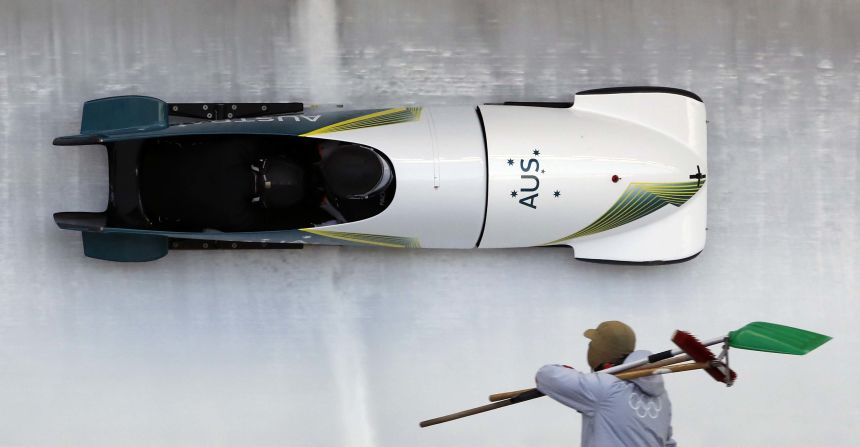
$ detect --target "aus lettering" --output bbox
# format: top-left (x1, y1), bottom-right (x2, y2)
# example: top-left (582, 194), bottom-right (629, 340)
top-left (519, 158), bottom-right (540, 209)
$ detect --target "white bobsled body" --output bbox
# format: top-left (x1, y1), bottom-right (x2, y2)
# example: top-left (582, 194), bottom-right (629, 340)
top-left (55, 88), bottom-right (707, 263)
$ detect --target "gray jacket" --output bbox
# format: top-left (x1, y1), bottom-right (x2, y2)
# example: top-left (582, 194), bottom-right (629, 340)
top-left (535, 350), bottom-right (676, 447)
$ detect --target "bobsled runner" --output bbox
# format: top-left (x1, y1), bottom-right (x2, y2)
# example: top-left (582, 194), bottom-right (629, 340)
top-left (53, 87), bottom-right (708, 263)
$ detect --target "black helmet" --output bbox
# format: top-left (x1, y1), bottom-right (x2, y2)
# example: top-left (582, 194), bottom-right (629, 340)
top-left (321, 144), bottom-right (392, 199)
top-left (251, 158), bottom-right (305, 208)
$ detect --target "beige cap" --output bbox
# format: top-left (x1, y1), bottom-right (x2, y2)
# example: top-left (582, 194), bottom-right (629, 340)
top-left (584, 321), bottom-right (636, 370)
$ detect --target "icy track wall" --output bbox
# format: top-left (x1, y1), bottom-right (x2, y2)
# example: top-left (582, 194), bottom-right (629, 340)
top-left (0, 1), bottom-right (857, 446)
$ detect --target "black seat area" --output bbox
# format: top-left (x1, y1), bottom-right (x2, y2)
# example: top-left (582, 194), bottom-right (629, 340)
top-left (137, 136), bottom-right (328, 232)
top-left (139, 138), bottom-right (254, 231)
top-left (252, 158), bottom-right (306, 209)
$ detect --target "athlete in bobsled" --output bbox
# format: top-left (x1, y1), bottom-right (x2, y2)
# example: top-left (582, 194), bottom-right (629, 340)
top-left (53, 86), bottom-right (708, 263)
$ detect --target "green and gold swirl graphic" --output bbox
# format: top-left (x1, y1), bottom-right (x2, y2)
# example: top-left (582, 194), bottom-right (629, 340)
top-left (300, 229), bottom-right (421, 248)
top-left (301, 107), bottom-right (422, 136)
top-left (546, 180), bottom-right (705, 245)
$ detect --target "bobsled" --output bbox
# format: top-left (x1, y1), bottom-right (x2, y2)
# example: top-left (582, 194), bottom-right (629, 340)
top-left (53, 87), bottom-right (708, 263)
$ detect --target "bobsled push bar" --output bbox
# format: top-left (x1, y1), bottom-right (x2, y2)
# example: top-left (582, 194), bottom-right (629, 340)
top-left (167, 238), bottom-right (304, 250)
top-left (168, 102), bottom-right (303, 120)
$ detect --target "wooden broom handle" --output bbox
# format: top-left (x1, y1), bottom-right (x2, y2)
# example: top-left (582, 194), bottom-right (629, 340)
top-left (617, 361), bottom-right (707, 379)
top-left (629, 354), bottom-right (692, 371)
top-left (423, 364), bottom-right (707, 428)
top-left (488, 358), bottom-right (701, 402)
top-left (488, 388), bottom-right (536, 402)
top-left (490, 388), bottom-right (537, 402)
top-left (419, 389), bottom-right (543, 427)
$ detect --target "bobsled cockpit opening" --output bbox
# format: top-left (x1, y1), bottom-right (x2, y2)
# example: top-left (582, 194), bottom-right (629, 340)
top-left (105, 134), bottom-right (395, 232)
top-left (318, 143), bottom-right (396, 223)
top-left (321, 144), bottom-right (393, 199)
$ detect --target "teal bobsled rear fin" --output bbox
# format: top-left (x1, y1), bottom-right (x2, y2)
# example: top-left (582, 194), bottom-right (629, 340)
top-left (81, 232), bottom-right (168, 262)
top-left (53, 96), bottom-right (169, 146)
top-left (80, 95), bottom-right (168, 135)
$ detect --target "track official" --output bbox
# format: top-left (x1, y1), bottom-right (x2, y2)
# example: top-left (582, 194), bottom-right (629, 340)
top-left (535, 321), bottom-right (677, 447)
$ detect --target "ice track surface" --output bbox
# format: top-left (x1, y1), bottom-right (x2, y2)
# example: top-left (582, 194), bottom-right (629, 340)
top-left (0, 1), bottom-right (858, 446)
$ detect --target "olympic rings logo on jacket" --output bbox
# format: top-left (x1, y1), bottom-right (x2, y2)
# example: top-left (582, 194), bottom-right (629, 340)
top-left (628, 390), bottom-right (662, 419)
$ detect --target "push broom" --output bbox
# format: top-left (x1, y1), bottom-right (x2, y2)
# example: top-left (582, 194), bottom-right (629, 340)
top-left (419, 321), bottom-right (830, 428)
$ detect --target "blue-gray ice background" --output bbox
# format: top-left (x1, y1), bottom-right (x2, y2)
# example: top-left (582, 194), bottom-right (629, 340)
top-left (1, 0), bottom-right (858, 446)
